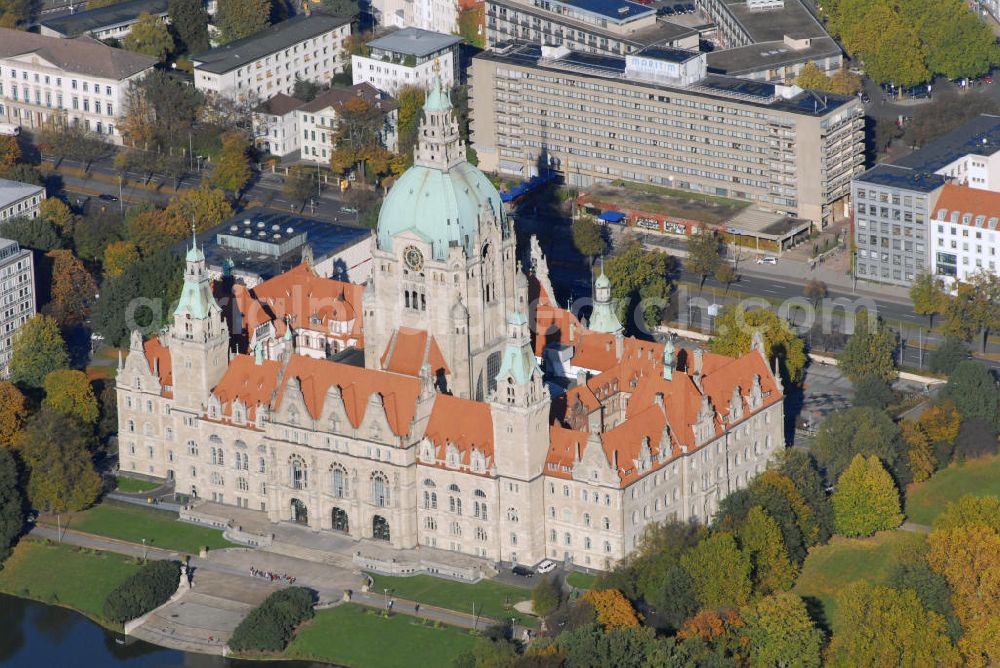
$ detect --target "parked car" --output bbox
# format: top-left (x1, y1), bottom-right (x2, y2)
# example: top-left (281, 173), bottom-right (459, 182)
top-left (98, 193), bottom-right (119, 202)
top-left (537, 559), bottom-right (557, 574)
top-left (511, 565), bottom-right (534, 578)
top-left (684, 2), bottom-right (695, 11)
top-left (340, 206), bottom-right (358, 214)
top-left (756, 256), bottom-right (778, 265)
top-left (673, 3), bottom-right (686, 12)
top-left (658, 5), bottom-right (674, 14)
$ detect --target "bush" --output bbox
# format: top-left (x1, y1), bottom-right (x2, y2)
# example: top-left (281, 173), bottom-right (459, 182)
top-left (928, 337), bottom-right (969, 376)
top-left (228, 587), bottom-right (314, 653)
top-left (102, 559), bottom-right (181, 623)
top-left (531, 576), bottom-right (562, 617)
top-left (852, 375), bottom-right (894, 410)
top-left (953, 417), bottom-right (999, 461)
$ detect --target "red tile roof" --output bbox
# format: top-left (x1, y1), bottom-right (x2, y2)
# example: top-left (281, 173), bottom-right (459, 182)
top-left (529, 274), bottom-right (582, 356)
top-left (933, 183), bottom-right (1000, 227)
top-left (211, 354), bottom-right (282, 421)
top-left (380, 327), bottom-right (450, 378)
top-left (424, 394), bottom-right (494, 474)
top-left (143, 338), bottom-right (173, 394)
top-left (274, 355), bottom-right (420, 438)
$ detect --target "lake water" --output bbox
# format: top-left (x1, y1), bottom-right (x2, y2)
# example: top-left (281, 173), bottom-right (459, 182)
top-left (0, 594), bottom-right (333, 668)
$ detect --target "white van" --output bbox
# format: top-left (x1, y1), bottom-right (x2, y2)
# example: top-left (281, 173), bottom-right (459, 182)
top-left (756, 256), bottom-right (778, 265)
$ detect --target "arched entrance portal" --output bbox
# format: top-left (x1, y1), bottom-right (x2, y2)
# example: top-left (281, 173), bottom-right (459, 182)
top-left (372, 515), bottom-right (390, 541)
top-left (290, 498), bottom-right (308, 525)
top-left (332, 507), bottom-right (349, 533)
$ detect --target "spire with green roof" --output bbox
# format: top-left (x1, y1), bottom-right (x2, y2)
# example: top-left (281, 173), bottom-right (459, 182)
top-left (494, 310), bottom-right (542, 387)
top-left (174, 223), bottom-right (220, 320)
top-left (588, 259), bottom-right (623, 335)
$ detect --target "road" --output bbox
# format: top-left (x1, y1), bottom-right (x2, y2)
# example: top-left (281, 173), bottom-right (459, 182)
top-left (43, 154), bottom-right (356, 221)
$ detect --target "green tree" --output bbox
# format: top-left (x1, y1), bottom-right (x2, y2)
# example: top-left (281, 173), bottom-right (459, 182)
top-left (0, 380), bottom-right (26, 448)
top-left (321, 0), bottom-right (359, 17)
top-left (122, 13), bottom-right (174, 60)
top-left (531, 576), bottom-right (561, 616)
top-left (211, 131), bottom-right (251, 196)
top-left (42, 369), bottom-right (99, 427)
top-left (686, 231), bottom-right (722, 288)
top-left (122, 70), bottom-right (204, 150)
top-left (8, 314), bottom-right (69, 391)
top-left (92, 250), bottom-right (184, 346)
top-left (624, 520), bottom-right (702, 630)
top-left (928, 337), bottom-right (970, 376)
top-left (943, 271), bottom-right (1000, 352)
top-left (826, 581), bottom-right (960, 667)
top-left (888, 553), bottom-right (962, 641)
top-left (710, 306), bottom-right (807, 385)
top-left (0, 447), bottom-right (22, 563)
top-left (16, 408), bottom-right (101, 513)
top-left (164, 186), bottom-right (233, 233)
top-left (832, 454), bottom-right (903, 537)
top-left (910, 272), bottom-right (947, 329)
top-left (395, 85), bottom-right (425, 162)
top-left (558, 622), bottom-right (659, 668)
top-left (215, 0), bottom-right (270, 44)
top-left (282, 165), bottom-right (315, 210)
top-left (603, 240), bottom-right (675, 330)
top-left (940, 360), bottom-right (1000, 427)
top-left (572, 218), bottom-right (607, 264)
top-left (0, 215), bottom-right (63, 252)
top-left (839, 313), bottom-right (897, 384)
top-left (39, 198), bottom-right (75, 236)
top-left (741, 592), bottom-right (823, 668)
top-left (794, 62), bottom-right (832, 91)
top-left (913, 0), bottom-right (998, 81)
top-left (291, 77), bottom-right (322, 102)
top-left (103, 560), bottom-right (182, 623)
top-left (812, 406), bottom-right (907, 485)
top-left (737, 506), bottom-right (797, 595)
top-left (228, 587), bottom-right (314, 652)
top-left (714, 262), bottom-right (738, 294)
top-left (680, 532), bottom-right (752, 609)
top-left (934, 494), bottom-right (1000, 532)
top-left (852, 375), bottom-right (893, 410)
top-left (168, 0), bottom-right (209, 54)
top-left (776, 448), bottom-right (835, 543)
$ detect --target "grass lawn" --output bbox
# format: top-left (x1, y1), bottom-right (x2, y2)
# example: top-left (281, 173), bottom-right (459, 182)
top-left (368, 574), bottom-right (533, 626)
top-left (0, 539), bottom-right (140, 624)
top-left (284, 605), bottom-right (476, 668)
top-left (53, 501), bottom-right (236, 554)
top-left (793, 530), bottom-right (926, 631)
top-left (905, 454), bottom-right (1000, 526)
top-left (113, 476), bottom-right (162, 494)
top-left (566, 572), bottom-right (598, 590)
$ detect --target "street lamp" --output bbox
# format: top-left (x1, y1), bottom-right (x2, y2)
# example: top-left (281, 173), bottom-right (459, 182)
top-left (141, 537), bottom-right (147, 562)
top-left (383, 587), bottom-right (389, 612)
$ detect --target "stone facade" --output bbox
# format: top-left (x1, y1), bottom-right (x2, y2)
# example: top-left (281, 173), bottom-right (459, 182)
top-left (117, 79), bottom-right (785, 571)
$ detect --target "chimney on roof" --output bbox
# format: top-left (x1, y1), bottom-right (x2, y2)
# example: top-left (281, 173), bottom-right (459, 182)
top-left (576, 368), bottom-right (587, 387)
top-left (615, 331), bottom-right (624, 360)
top-left (653, 392), bottom-right (664, 411)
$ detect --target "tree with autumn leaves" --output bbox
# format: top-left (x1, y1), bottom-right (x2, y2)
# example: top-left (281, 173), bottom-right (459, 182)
top-left (44, 249), bottom-right (98, 328)
top-left (328, 96), bottom-right (404, 183)
top-left (832, 454), bottom-right (903, 537)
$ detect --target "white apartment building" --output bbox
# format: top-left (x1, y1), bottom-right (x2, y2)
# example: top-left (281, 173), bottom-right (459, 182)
top-left (192, 14), bottom-right (352, 102)
top-left (0, 178), bottom-right (45, 222)
top-left (39, 0), bottom-right (169, 40)
top-left (352, 27), bottom-right (461, 95)
top-left (370, 0), bottom-right (458, 36)
top-left (0, 29), bottom-right (157, 144)
top-left (297, 83), bottom-right (398, 164)
top-left (931, 183), bottom-right (1000, 285)
top-left (0, 238), bottom-right (35, 377)
top-left (252, 93), bottom-right (305, 158)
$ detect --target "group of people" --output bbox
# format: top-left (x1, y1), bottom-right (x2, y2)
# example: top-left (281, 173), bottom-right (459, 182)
top-left (249, 566), bottom-right (296, 584)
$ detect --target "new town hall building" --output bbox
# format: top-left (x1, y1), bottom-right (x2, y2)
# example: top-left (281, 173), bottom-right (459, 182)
top-left (117, 80), bottom-right (785, 571)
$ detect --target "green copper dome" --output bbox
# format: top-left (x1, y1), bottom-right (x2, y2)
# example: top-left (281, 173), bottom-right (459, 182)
top-left (377, 163), bottom-right (504, 260)
top-left (376, 74), bottom-right (505, 261)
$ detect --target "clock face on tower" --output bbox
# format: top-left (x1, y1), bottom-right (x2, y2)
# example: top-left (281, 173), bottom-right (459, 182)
top-left (403, 245), bottom-right (424, 271)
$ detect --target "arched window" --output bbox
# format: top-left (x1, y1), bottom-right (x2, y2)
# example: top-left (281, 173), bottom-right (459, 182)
top-left (450, 521), bottom-right (461, 536)
top-left (290, 457), bottom-right (307, 489)
top-left (258, 457), bottom-right (266, 474)
top-left (474, 489), bottom-right (486, 498)
top-left (583, 513), bottom-right (591, 527)
top-left (585, 537), bottom-right (592, 550)
top-left (423, 478), bottom-right (436, 487)
top-left (371, 471), bottom-right (389, 507)
top-left (448, 483), bottom-right (461, 493)
top-left (217, 449), bottom-right (224, 466)
top-left (423, 491), bottom-right (432, 509)
top-left (424, 516), bottom-right (436, 530)
top-left (602, 516), bottom-right (610, 530)
top-left (332, 465), bottom-right (347, 498)
top-left (507, 508), bottom-right (518, 522)
top-left (238, 477), bottom-right (248, 491)
top-left (210, 447), bottom-right (217, 465)
top-left (549, 529), bottom-right (556, 543)
top-left (127, 419), bottom-right (135, 433)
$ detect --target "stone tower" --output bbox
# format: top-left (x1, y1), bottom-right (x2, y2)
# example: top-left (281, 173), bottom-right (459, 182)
top-left (588, 261), bottom-right (623, 335)
top-left (365, 76), bottom-right (516, 399)
top-left (168, 229), bottom-right (230, 412)
top-left (490, 310), bottom-right (550, 565)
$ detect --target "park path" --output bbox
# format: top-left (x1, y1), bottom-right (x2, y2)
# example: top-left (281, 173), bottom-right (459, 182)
top-left (26, 525), bottom-right (503, 631)
top-left (899, 521), bottom-right (932, 533)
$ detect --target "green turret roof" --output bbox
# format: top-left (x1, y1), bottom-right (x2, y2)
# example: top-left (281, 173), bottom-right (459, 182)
top-left (423, 75), bottom-right (450, 112)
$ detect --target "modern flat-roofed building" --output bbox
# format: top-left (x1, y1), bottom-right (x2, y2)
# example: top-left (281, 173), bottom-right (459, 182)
top-left (485, 0), bottom-right (700, 56)
top-left (352, 28), bottom-right (462, 95)
top-left (0, 28), bottom-right (156, 143)
top-left (930, 184), bottom-right (1000, 285)
top-left (471, 44), bottom-right (865, 227)
top-left (851, 164), bottom-right (945, 287)
top-left (39, 0), bottom-right (169, 40)
top-left (0, 237), bottom-right (35, 377)
top-left (852, 114), bottom-right (1000, 287)
top-left (192, 13), bottom-right (352, 102)
top-left (699, 0), bottom-right (842, 82)
top-left (0, 178), bottom-right (45, 222)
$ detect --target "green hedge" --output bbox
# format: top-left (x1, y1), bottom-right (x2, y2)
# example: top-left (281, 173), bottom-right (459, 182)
top-left (102, 559), bottom-right (180, 623)
top-left (229, 587), bottom-right (315, 653)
